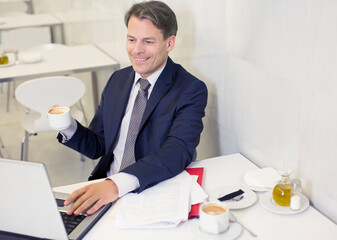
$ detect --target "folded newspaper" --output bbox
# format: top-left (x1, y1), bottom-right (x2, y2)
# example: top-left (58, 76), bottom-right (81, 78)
top-left (112, 170), bottom-right (208, 229)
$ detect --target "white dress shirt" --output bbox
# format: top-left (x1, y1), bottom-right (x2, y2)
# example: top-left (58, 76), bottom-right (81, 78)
top-left (60, 66), bottom-right (164, 197)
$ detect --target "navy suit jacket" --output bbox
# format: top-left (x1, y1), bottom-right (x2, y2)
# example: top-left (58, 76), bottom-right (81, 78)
top-left (58, 57), bottom-right (208, 192)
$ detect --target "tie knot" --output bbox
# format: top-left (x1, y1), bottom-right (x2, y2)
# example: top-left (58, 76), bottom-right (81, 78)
top-left (139, 78), bottom-right (151, 92)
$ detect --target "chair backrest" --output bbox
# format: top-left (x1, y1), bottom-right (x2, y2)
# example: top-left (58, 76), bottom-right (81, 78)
top-left (15, 76), bottom-right (86, 127)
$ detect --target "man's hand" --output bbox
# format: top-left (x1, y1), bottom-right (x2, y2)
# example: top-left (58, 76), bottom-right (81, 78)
top-left (64, 179), bottom-right (119, 215)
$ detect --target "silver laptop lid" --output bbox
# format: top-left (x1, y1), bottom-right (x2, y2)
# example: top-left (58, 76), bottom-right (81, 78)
top-left (0, 158), bottom-right (68, 240)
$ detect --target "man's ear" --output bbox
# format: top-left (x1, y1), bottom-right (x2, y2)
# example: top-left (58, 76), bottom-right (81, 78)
top-left (167, 35), bottom-right (176, 52)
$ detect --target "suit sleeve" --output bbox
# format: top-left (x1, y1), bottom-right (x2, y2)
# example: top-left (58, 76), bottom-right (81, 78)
top-left (56, 78), bottom-right (109, 159)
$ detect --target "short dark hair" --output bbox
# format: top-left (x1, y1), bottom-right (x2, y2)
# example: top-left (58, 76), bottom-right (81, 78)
top-left (124, 1), bottom-right (178, 39)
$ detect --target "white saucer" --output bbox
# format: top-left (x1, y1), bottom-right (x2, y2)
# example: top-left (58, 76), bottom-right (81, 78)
top-left (209, 185), bottom-right (257, 209)
top-left (0, 60), bottom-right (15, 68)
top-left (260, 191), bottom-right (309, 215)
top-left (190, 220), bottom-right (242, 240)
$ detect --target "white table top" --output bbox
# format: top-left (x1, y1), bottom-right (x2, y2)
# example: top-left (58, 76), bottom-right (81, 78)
top-left (0, 13), bottom-right (62, 31)
top-left (54, 153), bottom-right (337, 240)
top-left (0, 44), bottom-right (119, 83)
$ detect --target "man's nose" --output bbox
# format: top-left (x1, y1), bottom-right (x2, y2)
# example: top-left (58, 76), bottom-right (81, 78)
top-left (134, 41), bottom-right (145, 53)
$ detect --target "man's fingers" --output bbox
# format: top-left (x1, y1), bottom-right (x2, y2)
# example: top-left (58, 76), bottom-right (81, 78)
top-left (86, 200), bottom-right (104, 215)
top-left (64, 187), bottom-right (86, 206)
top-left (65, 180), bottom-right (119, 215)
top-left (73, 195), bottom-right (99, 215)
top-left (48, 104), bottom-right (59, 111)
top-left (65, 187), bottom-right (91, 215)
top-left (66, 196), bottom-right (86, 215)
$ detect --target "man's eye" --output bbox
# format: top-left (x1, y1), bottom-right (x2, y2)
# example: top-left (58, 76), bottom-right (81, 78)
top-left (145, 41), bottom-right (154, 44)
top-left (128, 39), bottom-right (135, 42)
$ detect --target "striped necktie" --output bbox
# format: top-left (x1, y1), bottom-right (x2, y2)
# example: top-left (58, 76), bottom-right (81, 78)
top-left (120, 78), bottom-right (151, 171)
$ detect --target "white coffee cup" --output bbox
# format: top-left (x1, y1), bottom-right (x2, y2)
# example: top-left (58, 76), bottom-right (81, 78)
top-left (47, 106), bottom-right (71, 130)
top-left (199, 201), bottom-right (230, 235)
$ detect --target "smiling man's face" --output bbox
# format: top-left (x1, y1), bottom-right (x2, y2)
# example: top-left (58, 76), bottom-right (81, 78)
top-left (126, 16), bottom-right (175, 78)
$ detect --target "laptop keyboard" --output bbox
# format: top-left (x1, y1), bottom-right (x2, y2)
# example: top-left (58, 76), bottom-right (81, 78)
top-left (60, 211), bottom-right (86, 235)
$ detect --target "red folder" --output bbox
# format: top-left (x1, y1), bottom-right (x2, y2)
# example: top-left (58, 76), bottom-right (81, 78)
top-left (185, 167), bottom-right (204, 219)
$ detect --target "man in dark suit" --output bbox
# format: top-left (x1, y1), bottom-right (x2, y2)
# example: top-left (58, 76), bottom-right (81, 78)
top-left (57, 1), bottom-right (208, 215)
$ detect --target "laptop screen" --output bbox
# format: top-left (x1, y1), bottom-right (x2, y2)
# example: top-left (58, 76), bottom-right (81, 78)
top-left (0, 158), bottom-right (68, 239)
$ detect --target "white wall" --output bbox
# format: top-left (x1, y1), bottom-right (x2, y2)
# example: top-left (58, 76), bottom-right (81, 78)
top-left (32, 0), bottom-right (336, 222)
top-left (221, 0), bottom-right (337, 223)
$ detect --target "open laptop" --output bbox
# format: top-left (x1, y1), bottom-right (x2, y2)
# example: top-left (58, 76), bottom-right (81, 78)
top-left (0, 158), bottom-right (112, 240)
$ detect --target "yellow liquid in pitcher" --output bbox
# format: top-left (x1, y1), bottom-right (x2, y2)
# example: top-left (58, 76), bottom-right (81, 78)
top-left (272, 183), bottom-right (291, 206)
top-left (0, 55), bottom-right (9, 65)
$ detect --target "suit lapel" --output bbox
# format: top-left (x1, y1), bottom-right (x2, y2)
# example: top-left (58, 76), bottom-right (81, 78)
top-left (140, 57), bottom-right (175, 129)
top-left (105, 71), bottom-right (135, 153)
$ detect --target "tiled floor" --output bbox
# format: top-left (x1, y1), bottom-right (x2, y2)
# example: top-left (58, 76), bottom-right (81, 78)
top-left (0, 74), bottom-right (98, 187)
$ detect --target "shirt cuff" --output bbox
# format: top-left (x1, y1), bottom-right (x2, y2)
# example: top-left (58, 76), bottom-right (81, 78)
top-left (59, 117), bottom-right (77, 142)
top-left (108, 172), bottom-right (140, 197)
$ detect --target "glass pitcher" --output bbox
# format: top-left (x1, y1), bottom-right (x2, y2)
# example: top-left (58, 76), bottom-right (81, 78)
top-left (0, 53), bottom-right (9, 65)
top-left (272, 162), bottom-right (292, 206)
top-left (0, 46), bottom-right (9, 65)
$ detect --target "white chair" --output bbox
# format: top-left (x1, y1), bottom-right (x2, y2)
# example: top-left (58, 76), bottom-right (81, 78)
top-left (20, 43), bottom-right (88, 125)
top-left (15, 76), bottom-right (86, 161)
top-left (0, 10), bottom-right (52, 112)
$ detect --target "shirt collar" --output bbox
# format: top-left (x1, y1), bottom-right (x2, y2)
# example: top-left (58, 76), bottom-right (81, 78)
top-left (134, 64), bottom-right (166, 88)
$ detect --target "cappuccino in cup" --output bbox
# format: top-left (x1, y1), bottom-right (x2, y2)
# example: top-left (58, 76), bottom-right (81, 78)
top-left (47, 106), bottom-right (71, 130)
top-left (48, 108), bottom-right (67, 115)
top-left (202, 203), bottom-right (227, 215)
top-left (199, 201), bottom-right (229, 235)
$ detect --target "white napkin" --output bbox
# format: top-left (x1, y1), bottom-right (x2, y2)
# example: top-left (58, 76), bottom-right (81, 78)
top-left (244, 167), bottom-right (281, 189)
top-left (19, 51), bottom-right (43, 64)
